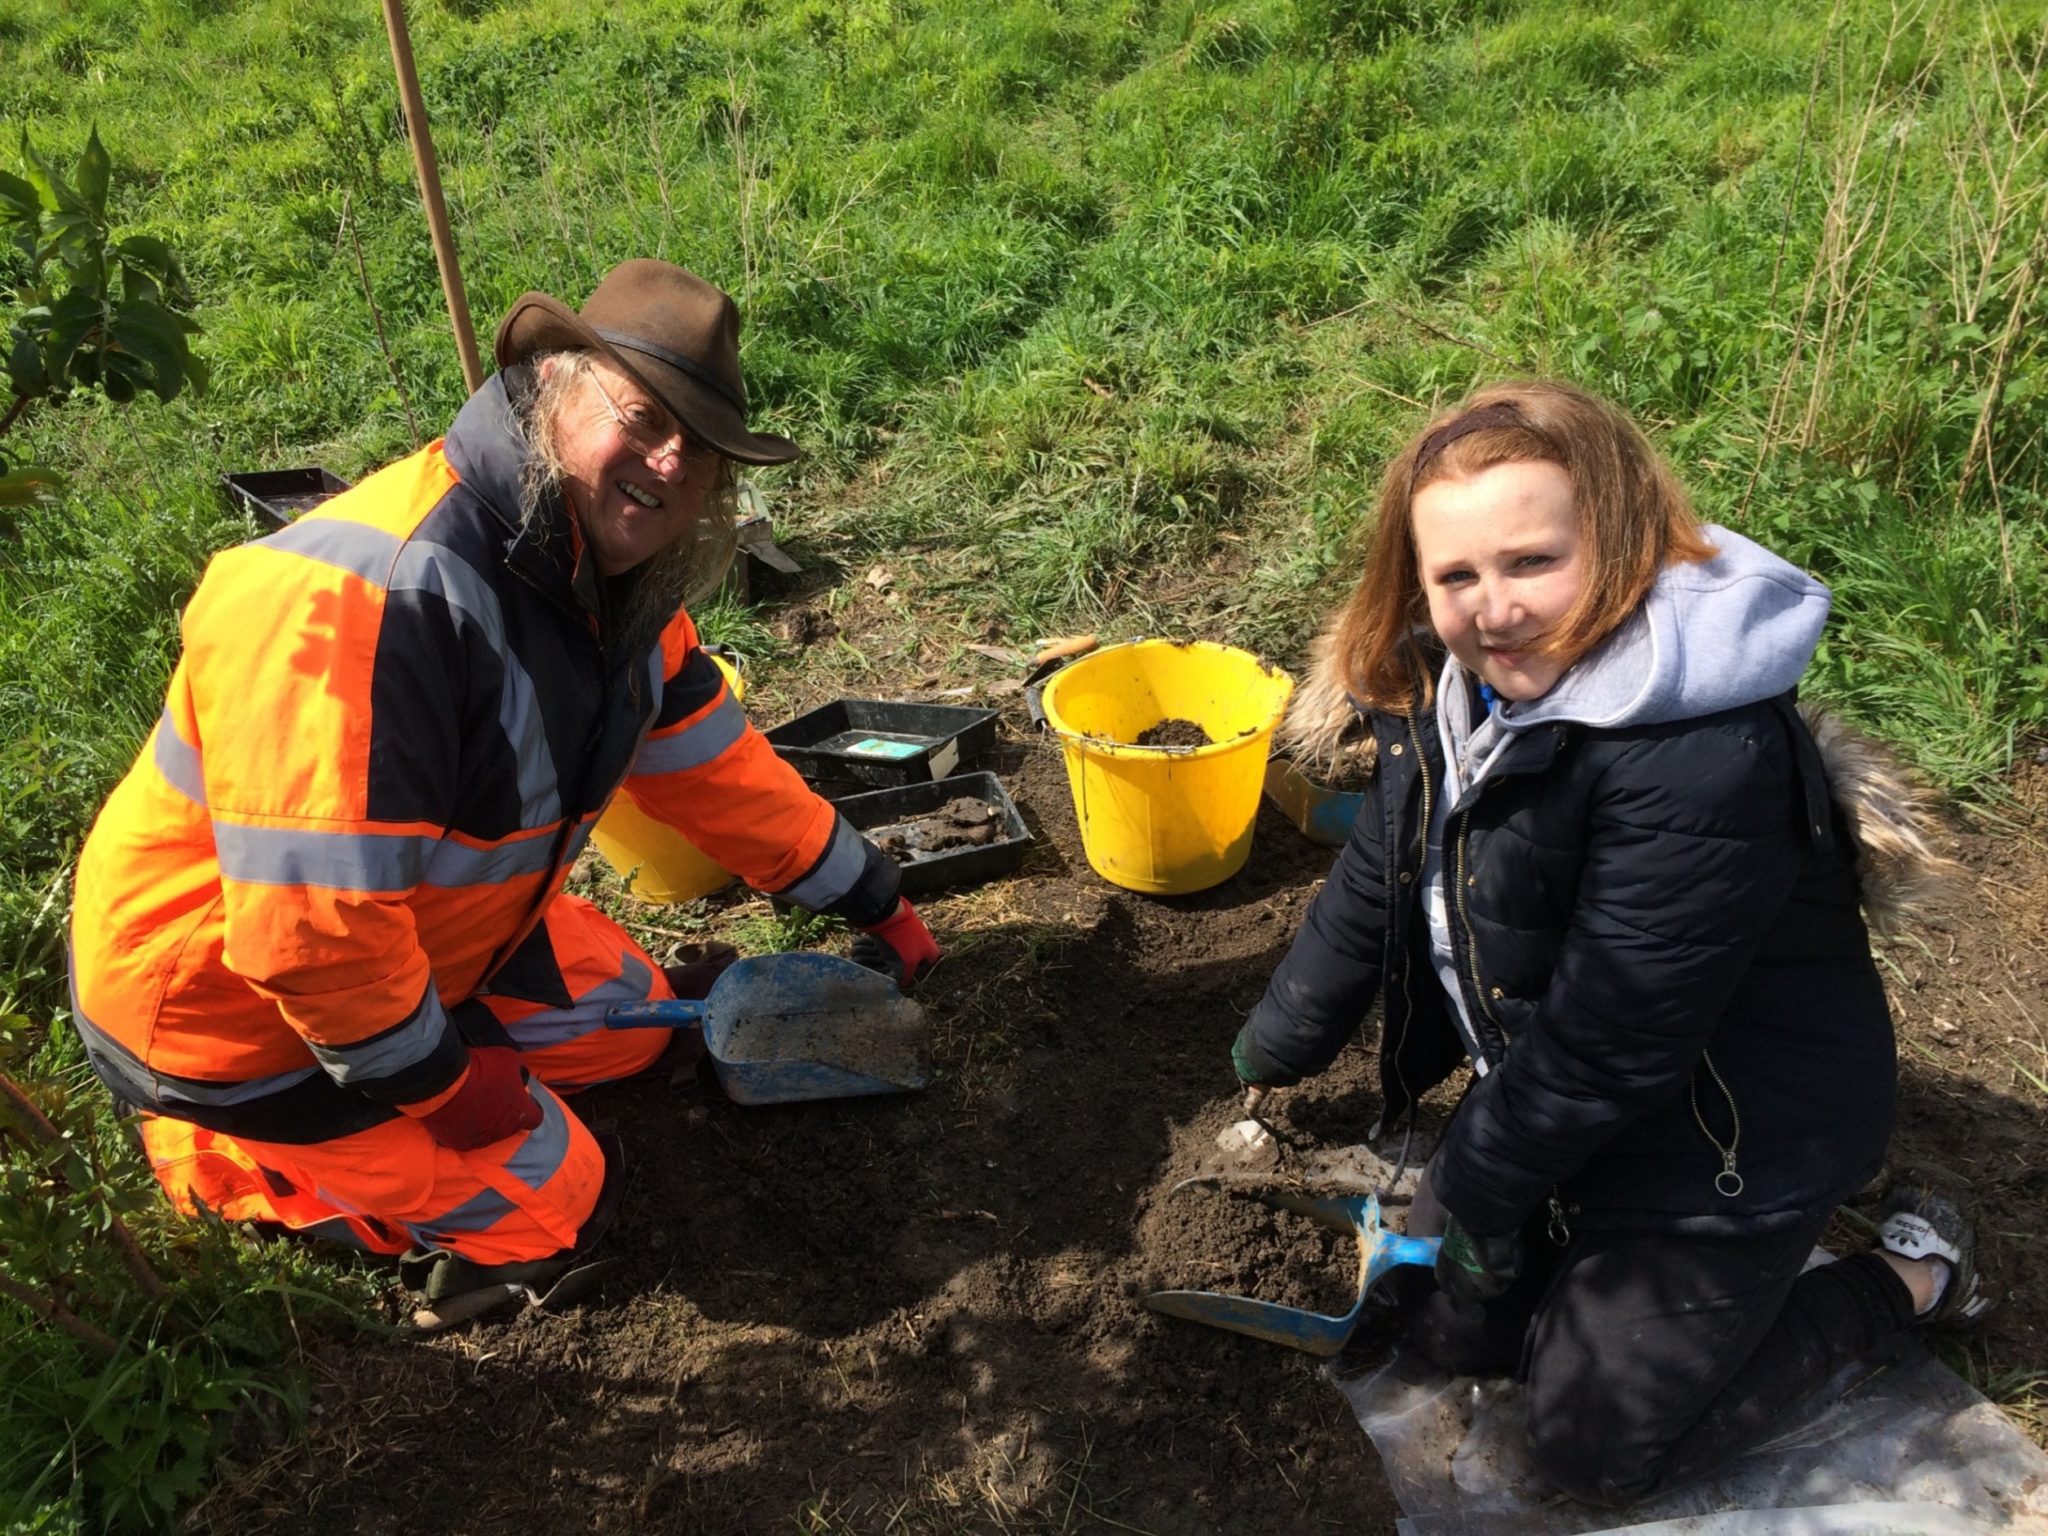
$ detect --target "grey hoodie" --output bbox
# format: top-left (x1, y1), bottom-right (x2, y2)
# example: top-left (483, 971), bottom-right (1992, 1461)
top-left (1423, 526), bottom-right (1831, 1064)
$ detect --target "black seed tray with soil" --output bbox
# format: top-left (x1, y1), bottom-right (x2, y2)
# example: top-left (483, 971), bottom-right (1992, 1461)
top-left (765, 698), bottom-right (1001, 786)
top-left (828, 771), bottom-right (1031, 894)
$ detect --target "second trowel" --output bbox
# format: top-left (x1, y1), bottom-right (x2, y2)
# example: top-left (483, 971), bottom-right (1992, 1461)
top-left (606, 951), bottom-right (929, 1105)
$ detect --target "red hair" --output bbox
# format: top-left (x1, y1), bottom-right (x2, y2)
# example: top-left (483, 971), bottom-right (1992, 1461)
top-left (1333, 380), bottom-right (1715, 710)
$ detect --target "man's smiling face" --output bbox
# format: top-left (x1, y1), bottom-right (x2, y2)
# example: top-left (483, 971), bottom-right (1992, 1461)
top-left (544, 354), bottom-right (722, 577)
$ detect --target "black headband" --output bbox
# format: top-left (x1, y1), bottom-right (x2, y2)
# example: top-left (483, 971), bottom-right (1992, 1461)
top-left (1410, 402), bottom-right (1533, 489)
top-left (594, 326), bottom-right (747, 413)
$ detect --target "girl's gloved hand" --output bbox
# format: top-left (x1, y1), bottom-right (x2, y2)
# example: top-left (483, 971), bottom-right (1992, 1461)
top-left (1435, 1212), bottom-right (1522, 1308)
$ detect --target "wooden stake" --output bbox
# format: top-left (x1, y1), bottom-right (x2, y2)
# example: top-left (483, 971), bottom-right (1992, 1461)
top-left (381, 0), bottom-right (485, 395)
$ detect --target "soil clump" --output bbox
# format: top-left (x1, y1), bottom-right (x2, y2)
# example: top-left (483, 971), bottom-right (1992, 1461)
top-left (1143, 1184), bottom-right (1358, 1315)
top-left (870, 795), bottom-right (1003, 860)
top-left (1136, 716), bottom-right (1212, 747)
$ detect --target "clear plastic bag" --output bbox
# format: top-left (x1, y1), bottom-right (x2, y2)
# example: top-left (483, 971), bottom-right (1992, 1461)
top-left (1338, 1334), bottom-right (2048, 1535)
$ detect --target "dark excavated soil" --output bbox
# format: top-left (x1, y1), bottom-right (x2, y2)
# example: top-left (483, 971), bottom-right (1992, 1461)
top-left (1135, 717), bottom-right (1213, 748)
top-left (870, 796), bottom-right (1004, 860)
top-left (196, 726), bottom-right (1405, 1536)
top-left (190, 669), bottom-right (2048, 1536)
top-left (1142, 1184), bottom-right (1359, 1316)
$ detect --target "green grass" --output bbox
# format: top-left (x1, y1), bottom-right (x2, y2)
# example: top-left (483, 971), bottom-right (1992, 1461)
top-left (2, 0), bottom-right (2046, 1523)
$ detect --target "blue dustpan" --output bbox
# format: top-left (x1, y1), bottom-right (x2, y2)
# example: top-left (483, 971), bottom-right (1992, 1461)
top-left (1144, 1180), bottom-right (1440, 1356)
top-left (606, 952), bottom-right (929, 1106)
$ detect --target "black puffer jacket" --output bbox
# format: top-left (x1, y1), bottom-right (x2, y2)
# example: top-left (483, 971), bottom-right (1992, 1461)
top-left (1242, 527), bottom-right (1899, 1239)
top-left (1241, 688), bottom-right (1894, 1238)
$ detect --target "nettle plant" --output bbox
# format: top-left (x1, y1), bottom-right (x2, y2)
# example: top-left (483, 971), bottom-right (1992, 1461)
top-left (0, 127), bottom-right (207, 510)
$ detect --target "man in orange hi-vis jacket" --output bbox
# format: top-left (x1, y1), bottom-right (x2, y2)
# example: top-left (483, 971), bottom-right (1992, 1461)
top-left (68, 261), bottom-right (941, 1323)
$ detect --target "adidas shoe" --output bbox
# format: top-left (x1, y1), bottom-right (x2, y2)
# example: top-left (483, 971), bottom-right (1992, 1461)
top-left (1874, 1170), bottom-right (1993, 1331)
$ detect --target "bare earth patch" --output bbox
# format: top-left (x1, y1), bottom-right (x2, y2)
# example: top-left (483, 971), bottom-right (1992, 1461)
top-left (191, 703), bottom-right (2048, 1533)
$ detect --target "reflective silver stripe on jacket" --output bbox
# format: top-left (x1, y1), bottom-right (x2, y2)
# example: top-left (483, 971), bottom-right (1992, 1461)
top-left (404, 1188), bottom-right (514, 1245)
top-left (71, 1002), bottom-right (321, 1110)
top-left (151, 710), bottom-right (207, 806)
top-left (264, 516), bottom-right (404, 584)
top-left (502, 952), bottom-right (658, 1049)
top-left (629, 691), bottom-right (748, 776)
top-left (213, 821), bottom-right (561, 892)
top-left (304, 985), bottom-right (454, 1087)
top-left (504, 1084), bottom-right (574, 1189)
top-left (776, 815), bottom-right (866, 911)
top-left (401, 1086), bottom-right (575, 1244)
top-left (423, 833), bottom-right (559, 888)
top-left (214, 822), bottom-right (434, 893)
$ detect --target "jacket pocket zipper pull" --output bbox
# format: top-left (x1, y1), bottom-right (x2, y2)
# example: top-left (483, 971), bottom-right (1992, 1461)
top-left (1692, 1051), bottom-right (1744, 1199)
top-left (1547, 1195), bottom-right (1571, 1246)
top-left (1715, 1153), bottom-right (1744, 1199)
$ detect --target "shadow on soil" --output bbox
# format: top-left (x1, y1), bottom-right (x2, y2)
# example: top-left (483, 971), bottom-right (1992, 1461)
top-left (193, 747), bottom-right (2048, 1535)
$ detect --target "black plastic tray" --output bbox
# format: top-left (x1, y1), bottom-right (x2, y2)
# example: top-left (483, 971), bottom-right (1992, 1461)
top-left (832, 772), bottom-right (1031, 895)
top-left (765, 699), bottom-right (1000, 788)
top-left (221, 468), bottom-right (353, 529)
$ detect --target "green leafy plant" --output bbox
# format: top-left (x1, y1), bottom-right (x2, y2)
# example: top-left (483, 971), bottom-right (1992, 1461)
top-left (0, 127), bottom-right (207, 509)
top-left (0, 1024), bottom-right (355, 1534)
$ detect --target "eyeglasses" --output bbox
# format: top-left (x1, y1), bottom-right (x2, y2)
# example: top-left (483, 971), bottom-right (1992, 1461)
top-left (588, 373), bottom-right (714, 468)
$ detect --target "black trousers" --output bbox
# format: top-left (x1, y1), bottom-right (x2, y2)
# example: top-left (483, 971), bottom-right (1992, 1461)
top-left (1396, 1174), bottom-right (1918, 1507)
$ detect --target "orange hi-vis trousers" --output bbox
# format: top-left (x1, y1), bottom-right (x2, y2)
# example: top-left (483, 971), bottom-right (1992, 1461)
top-left (138, 895), bottom-right (674, 1265)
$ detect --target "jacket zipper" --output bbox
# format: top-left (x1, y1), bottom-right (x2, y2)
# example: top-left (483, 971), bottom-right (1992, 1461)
top-left (1547, 1194), bottom-right (1572, 1245)
top-left (1385, 700), bottom-right (1437, 1129)
top-left (1453, 807), bottom-right (1499, 1038)
top-left (1401, 697), bottom-right (1434, 864)
top-left (1690, 1051), bottom-right (1744, 1197)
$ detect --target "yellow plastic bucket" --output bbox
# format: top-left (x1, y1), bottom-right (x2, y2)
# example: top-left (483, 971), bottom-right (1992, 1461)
top-left (1040, 640), bottom-right (1294, 894)
top-left (590, 654), bottom-right (745, 903)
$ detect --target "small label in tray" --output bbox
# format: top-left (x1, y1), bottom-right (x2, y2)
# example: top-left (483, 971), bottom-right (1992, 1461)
top-left (845, 737), bottom-right (926, 760)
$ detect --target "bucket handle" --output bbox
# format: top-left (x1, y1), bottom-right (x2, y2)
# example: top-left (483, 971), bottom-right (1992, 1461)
top-left (1023, 636), bottom-right (1226, 755)
top-left (1022, 636), bottom-right (1101, 731)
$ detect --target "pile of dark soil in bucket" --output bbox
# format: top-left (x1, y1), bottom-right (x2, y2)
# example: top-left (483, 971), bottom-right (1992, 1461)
top-left (1141, 1183), bottom-right (1358, 1315)
top-left (1136, 716), bottom-right (1213, 747)
top-left (868, 796), bottom-right (1003, 860)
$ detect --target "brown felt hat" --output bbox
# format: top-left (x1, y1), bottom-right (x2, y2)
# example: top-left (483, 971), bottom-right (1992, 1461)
top-left (494, 259), bottom-right (799, 466)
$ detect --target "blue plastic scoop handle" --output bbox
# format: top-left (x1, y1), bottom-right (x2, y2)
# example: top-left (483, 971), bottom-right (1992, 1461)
top-left (606, 998), bottom-right (706, 1029)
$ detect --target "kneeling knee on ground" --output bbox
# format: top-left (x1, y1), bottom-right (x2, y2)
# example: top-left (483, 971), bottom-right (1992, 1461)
top-left (1526, 1412), bottom-right (1672, 1507)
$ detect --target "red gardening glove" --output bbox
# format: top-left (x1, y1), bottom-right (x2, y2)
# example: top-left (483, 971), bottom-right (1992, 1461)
top-left (415, 1047), bottom-right (542, 1152)
top-left (851, 899), bottom-right (940, 988)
